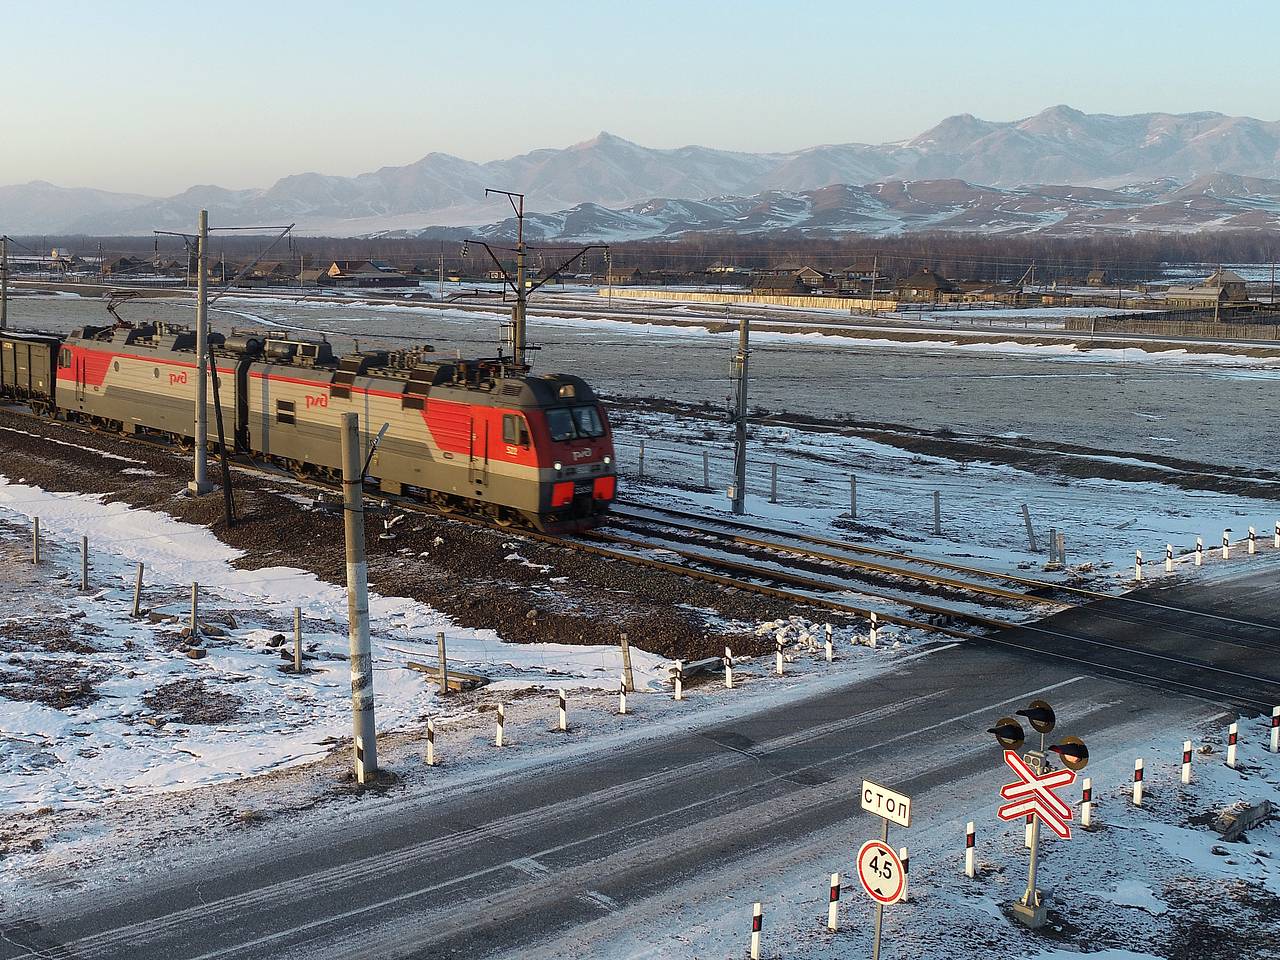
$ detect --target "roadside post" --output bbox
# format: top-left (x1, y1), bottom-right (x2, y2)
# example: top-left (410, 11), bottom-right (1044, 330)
top-left (80, 536), bottom-right (89, 591)
top-left (1195, 537), bottom-right (1204, 566)
top-left (619, 631), bottom-right (635, 692)
top-left (1134, 550), bottom-right (1143, 581)
top-left (859, 778), bottom-right (912, 960)
top-left (1182, 740), bottom-right (1193, 784)
top-left (987, 701), bottom-right (1089, 929)
top-left (724, 646), bottom-right (734, 688)
top-left (1249, 526), bottom-right (1257, 555)
top-left (965, 821), bottom-right (976, 878)
top-left (340, 412), bottom-right (377, 783)
top-left (131, 562), bottom-right (144, 617)
top-left (1165, 544), bottom-right (1174, 574)
top-left (1222, 529), bottom-right (1231, 560)
top-left (827, 872), bottom-right (841, 932)
top-left (1271, 706), bottom-right (1280, 754)
top-left (1227, 722), bottom-right (1238, 768)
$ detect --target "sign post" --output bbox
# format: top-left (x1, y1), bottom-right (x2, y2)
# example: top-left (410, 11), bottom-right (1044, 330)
top-left (859, 779), bottom-right (912, 960)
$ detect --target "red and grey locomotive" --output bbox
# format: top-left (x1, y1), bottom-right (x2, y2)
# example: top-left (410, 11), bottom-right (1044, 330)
top-left (0, 322), bottom-right (616, 530)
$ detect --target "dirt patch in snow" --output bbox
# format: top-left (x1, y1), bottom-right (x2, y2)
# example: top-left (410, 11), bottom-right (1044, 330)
top-left (142, 678), bottom-right (245, 725)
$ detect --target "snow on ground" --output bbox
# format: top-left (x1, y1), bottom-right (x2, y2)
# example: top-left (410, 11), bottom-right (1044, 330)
top-left (577, 695), bottom-right (1280, 959)
top-left (609, 410), bottom-right (1280, 587)
top-left (0, 476), bottom-right (681, 810)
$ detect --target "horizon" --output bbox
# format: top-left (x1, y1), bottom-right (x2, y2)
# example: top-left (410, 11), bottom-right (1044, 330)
top-left (5, 0), bottom-right (1280, 195)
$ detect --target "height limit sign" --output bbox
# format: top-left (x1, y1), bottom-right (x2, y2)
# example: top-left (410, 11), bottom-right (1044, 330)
top-left (859, 779), bottom-right (912, 960)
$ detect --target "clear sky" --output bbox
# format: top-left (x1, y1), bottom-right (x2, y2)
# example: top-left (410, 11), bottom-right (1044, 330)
top-left (6, 0), bottom-right (1279, 195)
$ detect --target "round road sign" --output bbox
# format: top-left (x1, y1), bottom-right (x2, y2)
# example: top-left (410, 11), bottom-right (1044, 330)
top-left (857, 840), bottom-right (905, 905)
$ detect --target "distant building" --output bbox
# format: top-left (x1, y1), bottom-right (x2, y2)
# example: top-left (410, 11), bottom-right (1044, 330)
top-left (752, 274), bottom-right (805, 295)
top-left (320, 260), bottom-right (415, 288)
top-left (1085, 268), bottom-right (1109, 287)
top-left (1165, 268), bottom-right (1250, 309)
top-left (894, 268), bottom-right (960, 303)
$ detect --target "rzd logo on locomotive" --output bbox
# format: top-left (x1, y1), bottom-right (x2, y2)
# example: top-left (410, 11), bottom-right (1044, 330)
top-left (169, 371), bottom-right (189, 386)
top-left (305, 394), bottom-right (330, 409)
top-left (571, 447), bottom-right (593, 461)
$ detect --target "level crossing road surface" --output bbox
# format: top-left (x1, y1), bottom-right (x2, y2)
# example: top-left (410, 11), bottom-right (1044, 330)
top-left (3, 573), bottom-right (1276, 960)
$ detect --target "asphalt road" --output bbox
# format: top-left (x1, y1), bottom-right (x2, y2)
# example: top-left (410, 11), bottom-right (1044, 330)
top-left (6, 565), bottom-right (1278, 960)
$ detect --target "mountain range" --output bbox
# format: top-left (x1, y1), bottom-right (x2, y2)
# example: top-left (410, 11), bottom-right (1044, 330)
top-left (4, 105), bottom-right (1280, 237)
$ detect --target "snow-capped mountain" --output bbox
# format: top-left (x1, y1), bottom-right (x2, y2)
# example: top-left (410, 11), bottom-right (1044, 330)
top-left (4, 107), bottom-right (1280, 236)
top-left (386, 176), bottom-right (1280, 242)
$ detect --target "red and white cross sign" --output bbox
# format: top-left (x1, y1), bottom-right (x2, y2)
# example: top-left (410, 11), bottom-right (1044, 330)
top-left (996, 749), bottom-right (1077, 839)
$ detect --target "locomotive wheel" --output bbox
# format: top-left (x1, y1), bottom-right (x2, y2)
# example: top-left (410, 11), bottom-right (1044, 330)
top-left (429, 491), bottom-right (455, 513)
top-left (176, 436), bottom-right (195, 452)
top-left (289, 460), bottom-right (313, 481)
top-left (491, 506), bottom-right (514, 527)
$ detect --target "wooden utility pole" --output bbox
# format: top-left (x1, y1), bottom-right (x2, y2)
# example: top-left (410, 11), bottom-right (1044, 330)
top-left (341, 412), bottom-right (378, 783)
top-left (730, 313), bottom-right (750, 515)
top-left (189, 209), bottom-right (213, 495)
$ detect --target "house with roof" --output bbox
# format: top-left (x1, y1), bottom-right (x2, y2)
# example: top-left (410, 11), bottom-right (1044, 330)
top-left (894, 268), bottom-right (961, 303)
top-left (319, 260), bottom-right (415, 288)
top-left (1085, 268), bottom-right (1110, 287)
top-left (1165, 268), bottom-right (1250, 309)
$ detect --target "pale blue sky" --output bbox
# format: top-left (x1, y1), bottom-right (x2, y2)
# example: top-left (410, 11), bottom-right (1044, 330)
top-left (6, 0), bottom-right (1279, 195)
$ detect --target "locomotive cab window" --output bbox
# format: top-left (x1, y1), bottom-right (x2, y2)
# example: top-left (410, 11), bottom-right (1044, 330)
top-left (572, 406), bottom-right (605, 438)
top-left (59, 348), bottom-right (72, 369)
top-left (276, 399), bottom-right (296, 425)
top-left (502, 414), bottom-right (530, 446)
top-left (546, 408), bottom-right (576, 442)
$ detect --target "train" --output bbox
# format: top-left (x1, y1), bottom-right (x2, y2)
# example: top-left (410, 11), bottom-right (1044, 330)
top-left (0, 322), bottom-right (617, 531)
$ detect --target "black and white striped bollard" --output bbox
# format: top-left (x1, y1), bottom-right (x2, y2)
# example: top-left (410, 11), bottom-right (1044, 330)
top-left (899, 847), bottom-right (910, 902)
top-left (1249, 526), bottom-right (1257, 555)
top-left (1227, 722), bottom-right (1238, 768)
top-left (1222, 529), bottom-right (1231, 560)
top-left (673, 660), bottom-right (684, 700)
top-left (1274, 521), bottom-right (1280, 550)
top-left (775, 640), bottom-right (784, 676)
top-left (1134, 550), bottom-right (1143, 581)
top-left (1271, 706), bottom-right (1280, 754)
top-left (426, 718), bottom-right (436, 767)
top-left (868, 612), bottom-right (879, 647)
top-left (618, 676), bottom-right (628, 715)
top-left (1081, 777), bottom-right (1093, 828)
top-left (827, 873), bottom-right (840, 932)
top-left (1132, 758), bottom-right (1144, 806)
top-left (1165, 543), bottom-right (1173, 574)
top-left (558, 689), bottom-right (567, 732)
top-left (824, 623), bottom-right (833, 662)
top-left (1195, 537), bottom-right (1204, 566)
top-left (724, 646), bottom-right (734, 689)
top-left (965, 821), bottom-right (976, 878)
top-left (750, 902), bottom-right (762, 960)
top-left (495, 704), bottom-right (505, 747)
top-left (1181, 739), bottom-right (1192, 785)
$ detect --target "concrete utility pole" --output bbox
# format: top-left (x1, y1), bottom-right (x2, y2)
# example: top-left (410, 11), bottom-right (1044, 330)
top-left (730, 313), bottom-right (751, 515)
top-left (341, 412), bottom-right (378, 783)
top-left (189, 210), bottom-right (213, 495)
top-left (0, 236), bottom-right (9, 331)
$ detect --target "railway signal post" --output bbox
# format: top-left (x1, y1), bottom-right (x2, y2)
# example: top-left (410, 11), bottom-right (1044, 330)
top-left (341, 412), bottom-right (378, 783)
top-left (987, 700), bottom-right (1089, 929)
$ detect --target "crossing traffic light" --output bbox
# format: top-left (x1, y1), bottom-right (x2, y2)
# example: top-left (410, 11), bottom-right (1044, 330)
top-left (1016, 699), bottom-right (1056, 734)
top-left (988, 717), bottom-right (1025, 748)
top-left (1048, 736), bottom-right (1090, 771)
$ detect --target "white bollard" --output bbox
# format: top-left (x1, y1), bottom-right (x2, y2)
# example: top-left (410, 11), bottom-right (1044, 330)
top-left (1272, 706), bottom-right (1280, 754)
top-left (824, 623), bottom-right (833, 663)
top-left (724, 646), bottom-right (734, 689)
top-left (1195, 537), bottom-right (1204, 566)
top-left (426, 718), bottom-right (436, 767)
top-left (1222, 530), bottom-right (1231, 560)
top-left (1135, 549), bottom-right (1143, 581)
top-left (1025, 816), bottom-right (1033, 849)
top-left (1133, 758), bottom-right (1144, 806)
top-left (1081, 777), bottom-right (1093, 828)
top-left (674, 660), bottom-right (684, 700)
top-left (965, 821), bottom-right (976, 878)
top-left (1227, 722), bottom-right (1238, 768)
top-left (750, 902), bottom-right (762, 960)
top-left (618, 676), bottom-right (628, 715)
top-left (1248, 526), bottom-right (1256, 555)
top-left (899, 847), bottom-right (910, 902)
top-left (1165, 543), bottom-right (1173, 574)
top-left (1181, 739), bottom-right (1192, 785)
top-left (868, 612), bottom-right (879, 648)
top-left (1275, 521), bottom-right (1279, 550)
top-left (827, 873), bottom-right (840, 932)
top-left (775, 642), bottom-right (784, 676)
top-left (558, 689), bottom-right (567, 732)
top-left (495, 703), bottom-right (505, 747)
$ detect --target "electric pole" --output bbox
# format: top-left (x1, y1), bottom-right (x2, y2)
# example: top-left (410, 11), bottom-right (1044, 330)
top-left (0, 236), bottom-right (9, 332)
top-left (341, 412), bottom-right (377, 783)
top-left (730, 313), bottom-right (750, 515)
top-left (189, 209), bottom-right (213, 495)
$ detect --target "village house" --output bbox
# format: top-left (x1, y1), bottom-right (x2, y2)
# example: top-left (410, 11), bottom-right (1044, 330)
top-left (894, 268), bottom-right (961, 304)
top-left (1165, 268), bottom-right (1250, 309)
top-left (319, 260), bottom-right (415, 288)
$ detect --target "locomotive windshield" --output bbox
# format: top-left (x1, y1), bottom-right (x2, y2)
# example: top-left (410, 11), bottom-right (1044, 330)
top-left (546, 406), bottom-right (606, 441)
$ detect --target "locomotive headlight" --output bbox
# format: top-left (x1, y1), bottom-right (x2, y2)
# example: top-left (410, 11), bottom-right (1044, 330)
top-left (603, 456), bottom-right (611, 465)
top-left (553, 461), bottom-right (563, 471)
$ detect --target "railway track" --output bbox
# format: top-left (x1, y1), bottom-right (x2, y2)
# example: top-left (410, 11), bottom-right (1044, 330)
top-left (4, 405), bottom-right (1280, 708)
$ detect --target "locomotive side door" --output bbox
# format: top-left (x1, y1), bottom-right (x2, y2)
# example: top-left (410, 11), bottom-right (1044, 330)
top-left (467, 415), bottom-right (490, 488)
